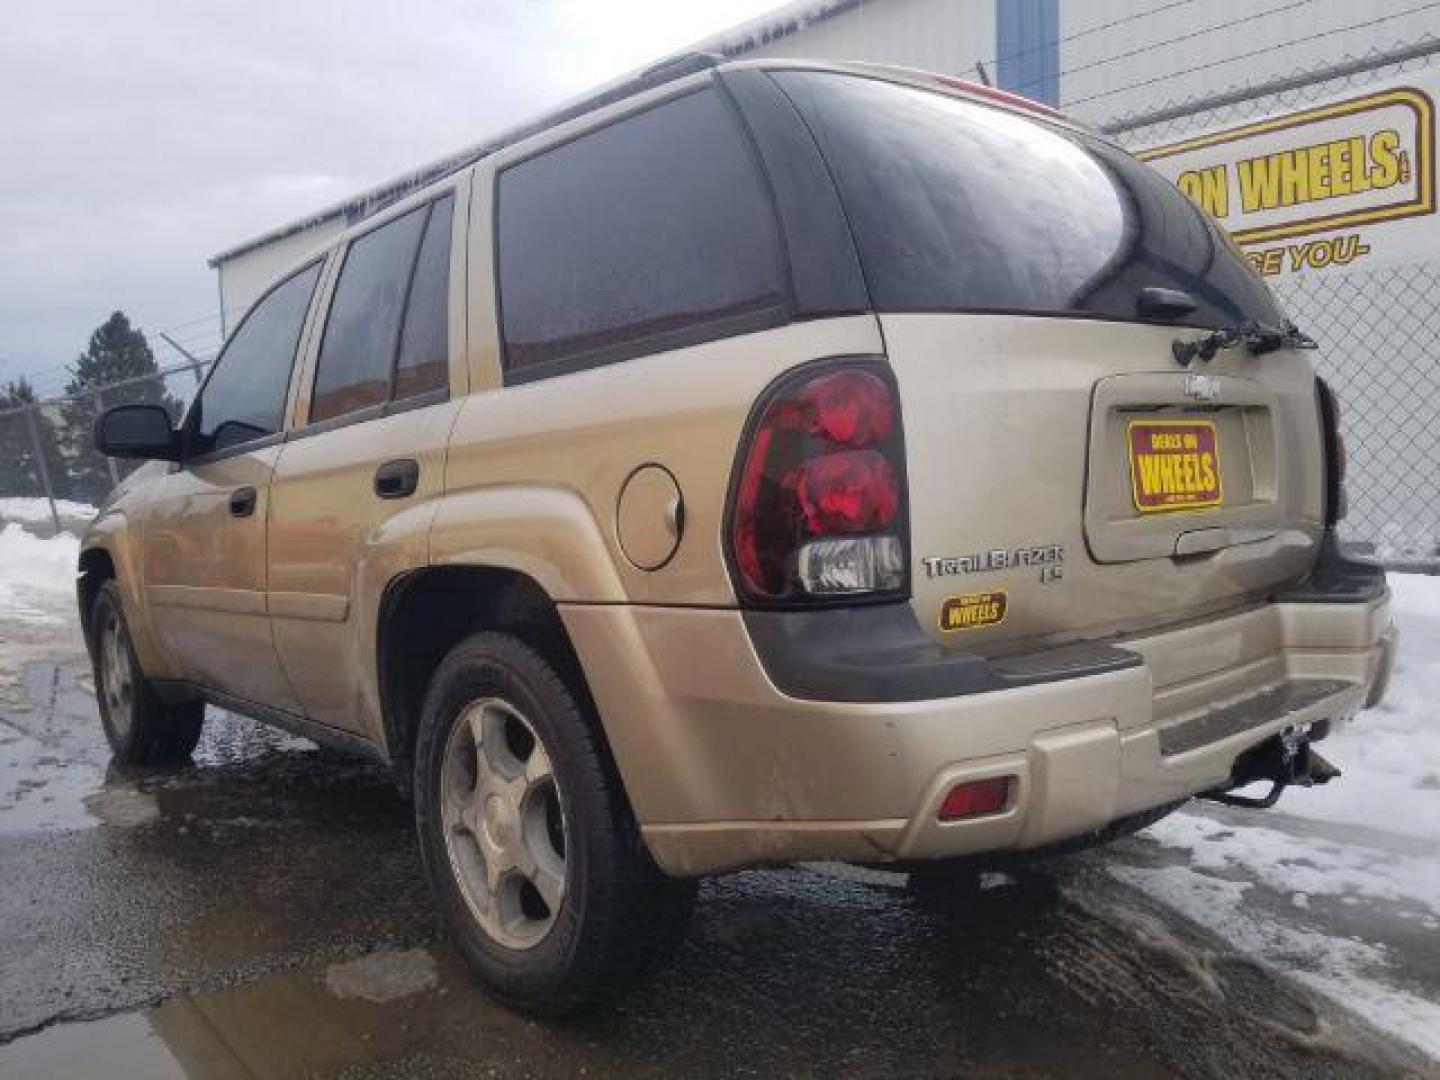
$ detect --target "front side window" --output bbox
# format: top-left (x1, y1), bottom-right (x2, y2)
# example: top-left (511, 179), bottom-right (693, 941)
top-left (773, 71), bottom-right (1284, 330)
top-left (497, 87), bottom-right (788, 380)
top-left (194, 261), bottom-right (322, 453)
top-left (310, 195), bottom-right (454, 424)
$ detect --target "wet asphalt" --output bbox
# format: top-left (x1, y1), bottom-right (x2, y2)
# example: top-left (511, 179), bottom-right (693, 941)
top-left (1, 652), bottom-right (1435, 1079)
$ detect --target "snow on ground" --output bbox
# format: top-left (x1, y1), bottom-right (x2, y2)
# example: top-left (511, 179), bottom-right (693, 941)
top-left (1282, 571), bottom-right (1440, 842)
top-left (0, 496), bottom-right (96, 529)
top-left (1112, 862), bottom-right (1440, 1061)
top-left (1124, 572), bottom-right (1440, 1061)
top-left (0, 524), bottom-right (78, 626)
top-left (1144, 811), bottom-right (1440, 918)
top-left (0, 524), bottom-right (83, 706)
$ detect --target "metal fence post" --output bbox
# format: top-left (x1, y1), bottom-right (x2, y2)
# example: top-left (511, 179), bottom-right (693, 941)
top-left (22, 405), bottom-right (61, 534)
top-left (159, 332), bottom-right (207, 385)
top-left (91, 389), bottom-right (120, 489)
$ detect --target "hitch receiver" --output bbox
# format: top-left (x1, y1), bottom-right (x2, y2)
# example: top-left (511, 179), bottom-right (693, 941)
top-left (1201, 723), bottom-right (1340, 810)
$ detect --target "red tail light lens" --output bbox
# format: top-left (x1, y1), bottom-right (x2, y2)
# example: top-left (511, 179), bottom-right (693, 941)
top-left (798, 368), bottom-right (896, 446)
top-left (794, 450), bottom-right (899, 534)
top-left (729, 361), bottom-right (908, 605)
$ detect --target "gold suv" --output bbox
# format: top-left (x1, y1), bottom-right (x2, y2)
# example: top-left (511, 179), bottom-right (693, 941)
top-left (81, 58), bottom-right (1395, 1012)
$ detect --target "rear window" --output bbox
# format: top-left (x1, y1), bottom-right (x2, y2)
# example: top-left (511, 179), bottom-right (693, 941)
top-left (497, 87), bottom-right (789, 380)
top-left (773, 71), bottom-right (1283, 330)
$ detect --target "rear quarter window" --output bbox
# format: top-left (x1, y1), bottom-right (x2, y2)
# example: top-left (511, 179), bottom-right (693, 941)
top-left (497, 86), bottom-right (790, 381)
top-left (772, 71), bottom-right (1283, 330)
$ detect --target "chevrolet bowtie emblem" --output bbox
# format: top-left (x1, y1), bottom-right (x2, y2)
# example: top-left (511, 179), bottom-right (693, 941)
top-left (1184, 373), bottom-right (1220, 401)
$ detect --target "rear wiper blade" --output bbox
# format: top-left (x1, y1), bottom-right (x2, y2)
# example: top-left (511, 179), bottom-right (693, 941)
top-left (1172, 320), bottom-right (1317, 366)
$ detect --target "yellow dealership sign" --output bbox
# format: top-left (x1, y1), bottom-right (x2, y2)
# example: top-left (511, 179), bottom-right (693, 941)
top-left (1137, 76), bottom-right (1435, 278)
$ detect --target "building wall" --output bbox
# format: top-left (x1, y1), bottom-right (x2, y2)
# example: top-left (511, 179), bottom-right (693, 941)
top-left (743, 0), bottom-right (994, 82)
top-left (996, 0), bottom-right (1057, 103)
top-left (1057, 0), bottom-right (1436, 128)
top-left (215, 216), bottom-right (346, 335)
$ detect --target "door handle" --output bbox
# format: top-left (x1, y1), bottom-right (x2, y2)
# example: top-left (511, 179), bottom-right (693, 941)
top-left (374, 458), bottom-right (420, 500)
top-left (229, 486), bottom-right (258, 518)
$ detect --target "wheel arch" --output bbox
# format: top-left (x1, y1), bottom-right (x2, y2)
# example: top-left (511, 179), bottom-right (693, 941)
top-left (77, 545), bottom-right (117, 650)
top-left (376, 564), bottom-right (612, 798)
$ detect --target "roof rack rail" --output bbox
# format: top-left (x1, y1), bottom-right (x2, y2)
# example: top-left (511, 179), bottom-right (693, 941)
top-left (639, 51), bottom-right (724, 83)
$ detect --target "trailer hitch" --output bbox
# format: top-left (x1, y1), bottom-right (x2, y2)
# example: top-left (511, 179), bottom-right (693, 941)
top-left (1200, 723), bottom-right (1341, 810)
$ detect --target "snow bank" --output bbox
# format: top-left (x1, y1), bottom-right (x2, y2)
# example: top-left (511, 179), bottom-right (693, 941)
top-left (0, 496), bottom-right (96, 527)
top-left (0, 524), bottom-right (78, 624)
top-left (1281, 572), bottom-right (1440, 842)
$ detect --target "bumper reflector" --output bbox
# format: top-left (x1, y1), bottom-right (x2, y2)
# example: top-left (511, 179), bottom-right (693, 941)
top-left (938, 777), bottom-right (1013, 821)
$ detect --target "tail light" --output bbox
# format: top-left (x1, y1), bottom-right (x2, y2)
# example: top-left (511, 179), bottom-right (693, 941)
top-left (727, 360), bottom-right (909, 605)
top-left (1316, 377), bottom-right (1348, 526)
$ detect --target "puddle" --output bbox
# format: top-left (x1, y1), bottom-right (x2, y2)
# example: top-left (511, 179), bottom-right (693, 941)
top-left (0, 660), bottom-right (349, 837)
top-left (0, 952), bottom-right (496, 1080)
top-left (0, 1014), bottom-right (193, 1080)
top-left (0, 667), bottom-right (108, 834)
top-left (324, 946), bottom-right (439, 1003)
top-left (0, 662), bottom-right (152, 834)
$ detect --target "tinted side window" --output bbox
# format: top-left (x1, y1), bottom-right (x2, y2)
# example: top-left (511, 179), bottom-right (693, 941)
top-left (196, 262), bottom-right (321, 453)
top-left (498, 87), bottom-right (788, 379)
top-left (774, 72), bottom-right (1283, 330)
top-left (395, 195), bottom-right (454, 401)
top-left (311, 205), bottom-right (427, 423)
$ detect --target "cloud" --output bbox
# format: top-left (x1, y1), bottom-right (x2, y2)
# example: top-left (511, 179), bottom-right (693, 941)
top-left (0, 0), bottom-right (782, 391)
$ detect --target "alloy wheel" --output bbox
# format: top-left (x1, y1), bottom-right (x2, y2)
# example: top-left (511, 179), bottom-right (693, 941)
top-left (440, 697), bottom-right (569, 950)
top-left (99, 607), bottom-right (135, 739)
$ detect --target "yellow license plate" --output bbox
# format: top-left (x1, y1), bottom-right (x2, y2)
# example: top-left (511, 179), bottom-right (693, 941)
top-left (1128, 419), bottom-right (1223, 513)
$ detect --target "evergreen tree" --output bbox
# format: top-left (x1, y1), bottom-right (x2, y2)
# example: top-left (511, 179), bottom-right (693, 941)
top-left (0, 378), bottom-right (69, 500)
top-left (60, 311), bottom-right (183, 501)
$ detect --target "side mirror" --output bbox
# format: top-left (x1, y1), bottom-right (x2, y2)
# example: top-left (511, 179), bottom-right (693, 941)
top-left (94, 404), bottom-right (181, 461)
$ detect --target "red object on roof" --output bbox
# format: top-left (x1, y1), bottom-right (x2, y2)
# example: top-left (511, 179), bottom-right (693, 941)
top-left (929, 73), bottom-right (1063, 120)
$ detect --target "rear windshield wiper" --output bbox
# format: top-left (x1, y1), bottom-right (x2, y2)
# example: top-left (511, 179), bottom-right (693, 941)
top-left (1172, 320), bottom-right (1317, 366)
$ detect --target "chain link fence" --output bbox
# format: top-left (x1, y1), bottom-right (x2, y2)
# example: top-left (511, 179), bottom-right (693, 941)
top-left (0, 364), bottom-right (200, 534)
top-left (1100, 37), bottom-right (1440, 569)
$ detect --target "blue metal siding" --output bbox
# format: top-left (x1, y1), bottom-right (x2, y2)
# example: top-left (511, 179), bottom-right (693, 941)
top-left (996, 0), bottom-right (1058, 105)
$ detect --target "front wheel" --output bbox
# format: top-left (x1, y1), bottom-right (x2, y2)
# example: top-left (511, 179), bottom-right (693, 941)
top-left (90, 580), bottom-right (204, 765)
top-left (414, 632), bottom-right (694, 1014)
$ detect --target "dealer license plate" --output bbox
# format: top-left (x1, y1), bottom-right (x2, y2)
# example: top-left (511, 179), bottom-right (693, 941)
top-left (1128, 419), bottom-right (1223, 513)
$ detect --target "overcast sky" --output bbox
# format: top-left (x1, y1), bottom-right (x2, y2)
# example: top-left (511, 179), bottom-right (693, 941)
top-left (0, 0), bottom-right (784, 395)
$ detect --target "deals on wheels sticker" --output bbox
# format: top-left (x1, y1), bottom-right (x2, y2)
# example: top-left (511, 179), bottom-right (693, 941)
top-left (1129, 420), bottom-right (1223, 513)
top-left (1137, 71), bottom-right (1437, 279)
top-left (940, 591), bottom-right (1007, 632)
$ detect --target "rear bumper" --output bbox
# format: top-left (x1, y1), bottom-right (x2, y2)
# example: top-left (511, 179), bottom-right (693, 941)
top-left (561, 559), bottom-right (1393, 877)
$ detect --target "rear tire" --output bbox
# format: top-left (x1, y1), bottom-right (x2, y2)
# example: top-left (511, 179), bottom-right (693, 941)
top-left (414, 631), bottom-right (694, 1015)
top-left (90, 580), bottom-right (204, 765)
